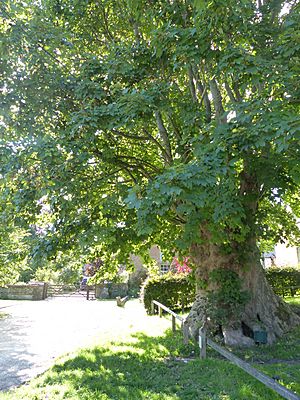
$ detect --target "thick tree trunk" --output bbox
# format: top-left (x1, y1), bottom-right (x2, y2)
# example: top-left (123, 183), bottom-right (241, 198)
top-left (184, 239), bottom-right (300, 346)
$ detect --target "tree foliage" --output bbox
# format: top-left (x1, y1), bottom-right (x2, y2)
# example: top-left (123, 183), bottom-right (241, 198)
top-left (0, 0), bottom-right (299, 268)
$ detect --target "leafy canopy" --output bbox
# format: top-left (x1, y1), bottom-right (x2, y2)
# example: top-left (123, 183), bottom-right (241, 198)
top-left (0, 0), bottom-right (299, 268)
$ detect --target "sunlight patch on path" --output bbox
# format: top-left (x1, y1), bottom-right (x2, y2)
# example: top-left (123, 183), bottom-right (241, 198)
top-left (0, 298), bottom-right (169, 391)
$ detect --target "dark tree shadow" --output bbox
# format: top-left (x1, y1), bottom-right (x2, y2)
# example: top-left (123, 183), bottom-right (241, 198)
top-left (42, 330), bottom-right (280, 400)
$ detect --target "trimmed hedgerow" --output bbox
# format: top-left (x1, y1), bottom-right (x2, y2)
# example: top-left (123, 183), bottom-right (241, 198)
top-left (141, 267), bottom-right (300, 315)
top-left (265, 267), bottom-right (300, 297)
top-left (141, 273), bottom-right (196, 314)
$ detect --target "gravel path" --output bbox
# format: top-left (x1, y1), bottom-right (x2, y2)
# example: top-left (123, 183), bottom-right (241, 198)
top-left (0, 297), bottom-right (160, 391)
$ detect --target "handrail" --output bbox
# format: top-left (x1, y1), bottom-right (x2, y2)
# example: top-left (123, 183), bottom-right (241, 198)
top-left (151, 300), bottom-right (184, 333)
top-left (152, 300), bottom-right (184, 321)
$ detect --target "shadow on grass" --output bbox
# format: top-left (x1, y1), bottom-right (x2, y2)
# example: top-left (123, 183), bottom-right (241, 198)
top-left (234, 324), bottom-right (300, 362)
top-left (39, 330), bottom-right (283, 400)
top-left (44, 330), bottom-right (197, 399)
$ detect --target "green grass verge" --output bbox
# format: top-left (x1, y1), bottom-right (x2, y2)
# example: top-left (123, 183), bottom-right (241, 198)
top-left (231, 297), bottom-right (300, 397)
top-left (1, 327), bottom-right (300, 399)
top-left (226, 325), bottom-right (300, 396)
top-left (0, 330), bottom-right (289, 400)
top-left (285, 296), bottom-right (300, 306)
top-left (1, 300), bottom-right (299, 400)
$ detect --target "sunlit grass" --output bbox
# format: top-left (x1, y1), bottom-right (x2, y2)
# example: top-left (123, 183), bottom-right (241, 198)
top-left (0, 330), bottom-right (287, 400)
top-left (285, 296), bottom-right (300, 306)
top-left (0, 299), bottom-right (299, 399)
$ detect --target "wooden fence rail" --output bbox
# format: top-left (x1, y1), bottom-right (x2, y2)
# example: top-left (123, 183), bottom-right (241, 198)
top-left (152, 300), bottom-right (184, 332)
top-left (205, 334), bottom-right (300, 400)
top-left (152, 300), bottom-right (300, 400)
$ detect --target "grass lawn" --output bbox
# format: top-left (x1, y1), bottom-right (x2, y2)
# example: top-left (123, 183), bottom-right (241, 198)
top-left (0, 299), bottom-right (300, 400)
top-left (285, 297), bottom-right (300, 307)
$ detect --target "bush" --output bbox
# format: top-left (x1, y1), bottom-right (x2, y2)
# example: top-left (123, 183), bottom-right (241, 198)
top-left (265, 267), bottom-right (300, 297)
top-left (141, 273), bottom-right (196, 314)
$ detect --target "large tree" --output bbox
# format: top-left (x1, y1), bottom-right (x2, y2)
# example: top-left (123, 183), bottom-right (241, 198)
top-left (1, 0), bottom-right (300, 345)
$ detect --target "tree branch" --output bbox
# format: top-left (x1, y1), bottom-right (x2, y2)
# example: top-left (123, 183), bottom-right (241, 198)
top-left (232, 80), bottom-right (243, 102)
top-left (111, 129), bottom-right (150, 141)
top-left (188, 65), bottom-right (198, 103)
top-left (99, 4), bottom-right (115, 42)
top-left (192, 67), bottom-right (212, 122)
top-left (209, 79), bottom-right (226, 123)
top-left (143, 128), bottom-right (172, 162)
top-left (112, 157), bottom-right (154, 180)
top-left (167, 113), bottom-right (182, 142)
top-left (118, 154), bottom-right (161, 174)
top-left (225, 81), bottom-right (237, 103)
top-left (154, 111), bottom-right (173, 164)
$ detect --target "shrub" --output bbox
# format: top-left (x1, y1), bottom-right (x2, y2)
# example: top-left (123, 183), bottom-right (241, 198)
top-left (141, 273), bottom-right (196, 314)
top-left (170, 257), bottom-right (192, 274)
top-left (265, 266), bottom-right (300, 297)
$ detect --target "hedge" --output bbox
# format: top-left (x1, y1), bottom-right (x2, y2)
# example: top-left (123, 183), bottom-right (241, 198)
top-left (141, 273), bottom-right (195, 314)
top-left (141, 267), bottom-right (300, 315)
top-left (265, 267), bottom-right (300, 297)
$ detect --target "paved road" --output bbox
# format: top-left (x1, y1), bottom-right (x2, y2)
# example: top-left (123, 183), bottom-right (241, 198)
top-left (0, 297), bottom-right (161, 391)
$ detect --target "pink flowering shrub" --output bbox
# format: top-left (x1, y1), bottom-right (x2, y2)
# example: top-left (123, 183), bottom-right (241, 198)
top-left (171, 257), bottom-right (192, 274)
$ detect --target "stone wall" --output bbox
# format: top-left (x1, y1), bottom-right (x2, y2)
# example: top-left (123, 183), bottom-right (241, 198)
top-left (0, 283), bottom-right (48, 301)
top-left (95, 283), bottom-right (128, 299)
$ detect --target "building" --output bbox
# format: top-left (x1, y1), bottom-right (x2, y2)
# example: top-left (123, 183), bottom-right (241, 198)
top-left (262, 243), bottom-right (300, 268)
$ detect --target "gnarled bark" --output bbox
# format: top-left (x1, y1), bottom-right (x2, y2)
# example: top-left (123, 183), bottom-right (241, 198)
top-left (184, 239), bottom-right (300, 346)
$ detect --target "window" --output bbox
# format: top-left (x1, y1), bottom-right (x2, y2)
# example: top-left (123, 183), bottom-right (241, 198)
top-left (160, 263), bottom-right (170, 274)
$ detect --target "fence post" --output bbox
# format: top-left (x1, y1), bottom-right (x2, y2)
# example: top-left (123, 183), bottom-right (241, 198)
top-left (86, 287), bottom-right (89, 300)
top-left (182, 320), bottom-right (189, 345)
top-left (172, 315), bottom-right (176, 332)
top-left (151, 301), bottom-right (155, 315)
top-left (199, 326), bottom-right (207, 359)
top-left (42, 282), bottom-right (48, 299)
top-left (159, 306), bottom-right (162, 318)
